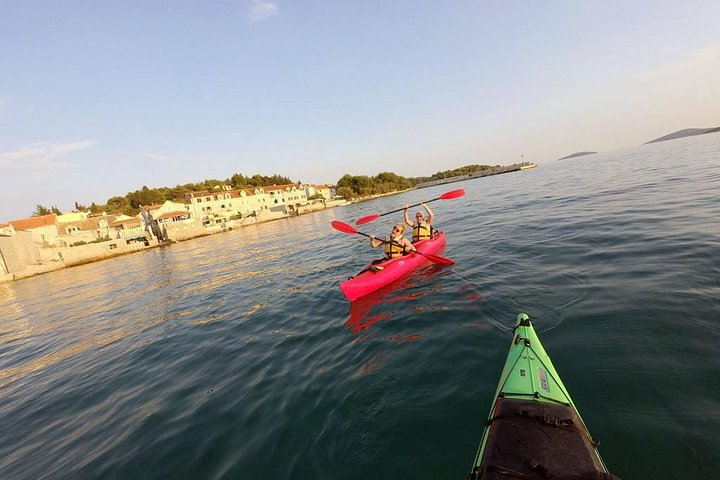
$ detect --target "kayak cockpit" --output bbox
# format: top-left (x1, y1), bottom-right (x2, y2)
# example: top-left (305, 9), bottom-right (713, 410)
top-left (469, 398), bottom-right (610, 480)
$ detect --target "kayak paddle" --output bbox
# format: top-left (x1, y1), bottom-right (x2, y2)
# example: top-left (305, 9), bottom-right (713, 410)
top-left (331, 220), bottom-right (455, 265)
top-left (355, 188), bottom-right (465, 225)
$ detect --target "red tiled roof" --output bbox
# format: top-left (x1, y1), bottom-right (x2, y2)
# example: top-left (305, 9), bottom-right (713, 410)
top-left (263, 184), bottom-right (299, 192)
top-left (239, 188), bottom-right (263, 196)
top-left (8, 214), bottom-right (57, 231)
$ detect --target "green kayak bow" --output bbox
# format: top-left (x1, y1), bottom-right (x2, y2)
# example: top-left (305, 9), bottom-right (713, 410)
top-left (468, 313), bottom-right (620, 480)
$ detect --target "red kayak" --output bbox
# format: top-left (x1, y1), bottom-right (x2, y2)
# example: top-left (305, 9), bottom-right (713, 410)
top-left (340, 232), bottom-right (447, 301)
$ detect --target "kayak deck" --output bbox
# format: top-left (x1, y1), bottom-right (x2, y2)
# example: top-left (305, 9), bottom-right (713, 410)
top-left (469, 313), bottom-right (616, 480)
top-left (339, 231), bottom-right (446, 301)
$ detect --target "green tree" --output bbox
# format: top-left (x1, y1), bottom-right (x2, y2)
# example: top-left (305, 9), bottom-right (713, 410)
top-left (335, 187), bottom-right (354, 200)
top-left (33, 204), bottom-right (51, 216)
top-left (105, 196), bottom-right (132, 214)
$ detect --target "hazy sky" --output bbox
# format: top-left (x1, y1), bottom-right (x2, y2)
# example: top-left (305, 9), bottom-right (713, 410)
top-left (2, 0), bottom-right (719, 221)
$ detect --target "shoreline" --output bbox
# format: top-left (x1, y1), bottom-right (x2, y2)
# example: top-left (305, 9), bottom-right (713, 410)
top-left (1, 168), bottom-right (533, 284)
top-left (415, 163), bottom-right (536, 188)
top-left (1, 200), bottom-right (350, 285)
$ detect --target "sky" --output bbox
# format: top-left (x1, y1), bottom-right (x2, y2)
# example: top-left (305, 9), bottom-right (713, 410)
top-left (1, 0), bottom-right (719, 221)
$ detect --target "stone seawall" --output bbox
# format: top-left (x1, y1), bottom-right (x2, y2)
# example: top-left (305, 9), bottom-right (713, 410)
top-left (1, 234), bottom-right (161, 283)
top-left (40, 234), bottom-right (160, 268)
top-left (165, 222), bottom-right (222, 242)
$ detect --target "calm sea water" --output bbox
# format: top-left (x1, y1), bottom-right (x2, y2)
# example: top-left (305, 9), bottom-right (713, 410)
top-left (1, 134), bottom-right (719, 479)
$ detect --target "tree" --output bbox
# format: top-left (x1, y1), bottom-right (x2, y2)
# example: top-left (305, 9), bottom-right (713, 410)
top-left (335, 187), bottom-right (354, 200)
top-left (105, 196), bottom-right (132, 214)
top-left (33, 204), bottom-right (51, 216)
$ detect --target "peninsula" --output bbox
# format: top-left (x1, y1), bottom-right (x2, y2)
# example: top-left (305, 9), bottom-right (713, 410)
top-left (645, 127), bottom-right (720, 144)
top-left (558, 151), bottom-right (597, 161)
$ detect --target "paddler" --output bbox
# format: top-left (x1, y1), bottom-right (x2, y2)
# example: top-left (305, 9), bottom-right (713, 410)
top-left (404, 202), bottom-right (434, 242)
top-left (368, 223), bottom-right (416, 271)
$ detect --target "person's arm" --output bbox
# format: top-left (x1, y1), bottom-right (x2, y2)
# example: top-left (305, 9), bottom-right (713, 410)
top-left (422, 202), bottom-right (434, 226)
top-left (402, 238), bottom-right (416, 252)
top-left (403, 205), bottom-right (413, 226)
top-left (369, 235), bottom-right (384, 248)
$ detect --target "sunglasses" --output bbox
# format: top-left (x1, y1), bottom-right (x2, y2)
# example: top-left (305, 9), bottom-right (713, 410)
top-left (392, 227), bottom-right (401, 232)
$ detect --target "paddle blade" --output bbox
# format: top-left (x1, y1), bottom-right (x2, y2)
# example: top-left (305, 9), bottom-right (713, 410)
top-left (355, 214), bottom-right (380, 225)
top-left (439, 189), bottom-right (465, 200)
top-left (331, 220), bottom-right (358, 235)
top-left (419, 252), bottom-right (455, 265)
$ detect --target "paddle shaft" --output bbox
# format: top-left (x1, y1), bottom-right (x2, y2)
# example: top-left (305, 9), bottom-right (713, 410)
top-left (374, 196), bottom-right (444, 219)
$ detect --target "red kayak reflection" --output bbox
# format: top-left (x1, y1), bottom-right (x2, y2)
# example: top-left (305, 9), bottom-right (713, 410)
top-left (344, 264), bottom-right (447, 335)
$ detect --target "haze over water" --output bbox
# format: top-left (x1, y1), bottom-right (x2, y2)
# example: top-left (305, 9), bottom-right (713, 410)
top-left (1, 134), bottom-right (719, 479)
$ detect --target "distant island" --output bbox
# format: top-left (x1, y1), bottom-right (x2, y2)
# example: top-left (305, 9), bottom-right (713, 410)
top-left (559, 126), bottom-right (719, 161)
top-left (645, 127), bottom-right (720, 144)
top-left (558, 151), bottom-right (597, 161)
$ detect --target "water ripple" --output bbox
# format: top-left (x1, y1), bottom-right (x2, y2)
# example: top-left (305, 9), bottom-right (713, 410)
top-left (1, 134), bottom-right (719, 478)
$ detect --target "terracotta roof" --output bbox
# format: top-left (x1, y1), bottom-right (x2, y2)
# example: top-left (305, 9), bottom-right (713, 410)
top-left (238, 188), bottom-right (263, 196)
top-left (144, 204), bottom-right (163, 212)
top-left (263, 184), bottom-right (299, 192)
top-left (60, 215), bottom-right (118, 231)
top-left (8, 214), bottom-right (57, 231)
top-left (156, 211), bottom-right (191, 220)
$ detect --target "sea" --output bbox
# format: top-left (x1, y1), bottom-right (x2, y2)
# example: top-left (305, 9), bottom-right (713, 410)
top-left (1, 133), bottom-right (718, 480)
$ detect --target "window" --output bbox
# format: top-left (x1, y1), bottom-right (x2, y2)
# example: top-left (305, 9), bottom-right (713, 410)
top-left (109, 243), bottom-right (117, 250)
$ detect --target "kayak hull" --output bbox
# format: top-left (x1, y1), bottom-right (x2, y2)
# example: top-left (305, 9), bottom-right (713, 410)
top-left (339, 231), bottom-right (446, 301)
top-left (469, 313), bottom-right (612, 479)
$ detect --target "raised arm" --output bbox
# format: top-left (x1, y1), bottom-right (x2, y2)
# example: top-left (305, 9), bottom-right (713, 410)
top-left (422, 202), bottom-right (434, 226)
top-left (403, 205), bottom-right (413, 226)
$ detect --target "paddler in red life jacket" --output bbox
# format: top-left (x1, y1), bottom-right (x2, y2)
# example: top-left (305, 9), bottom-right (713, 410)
top-left (369, 223), bottom-right (416, 262)
top-left (404, 202), bottom-right (434, 242)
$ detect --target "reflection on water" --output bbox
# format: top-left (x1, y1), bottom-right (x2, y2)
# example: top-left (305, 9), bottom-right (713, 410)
top-left (0, 135), bottom-right (719, 479)
top-left (344, 264), bottom-right (451, 334)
